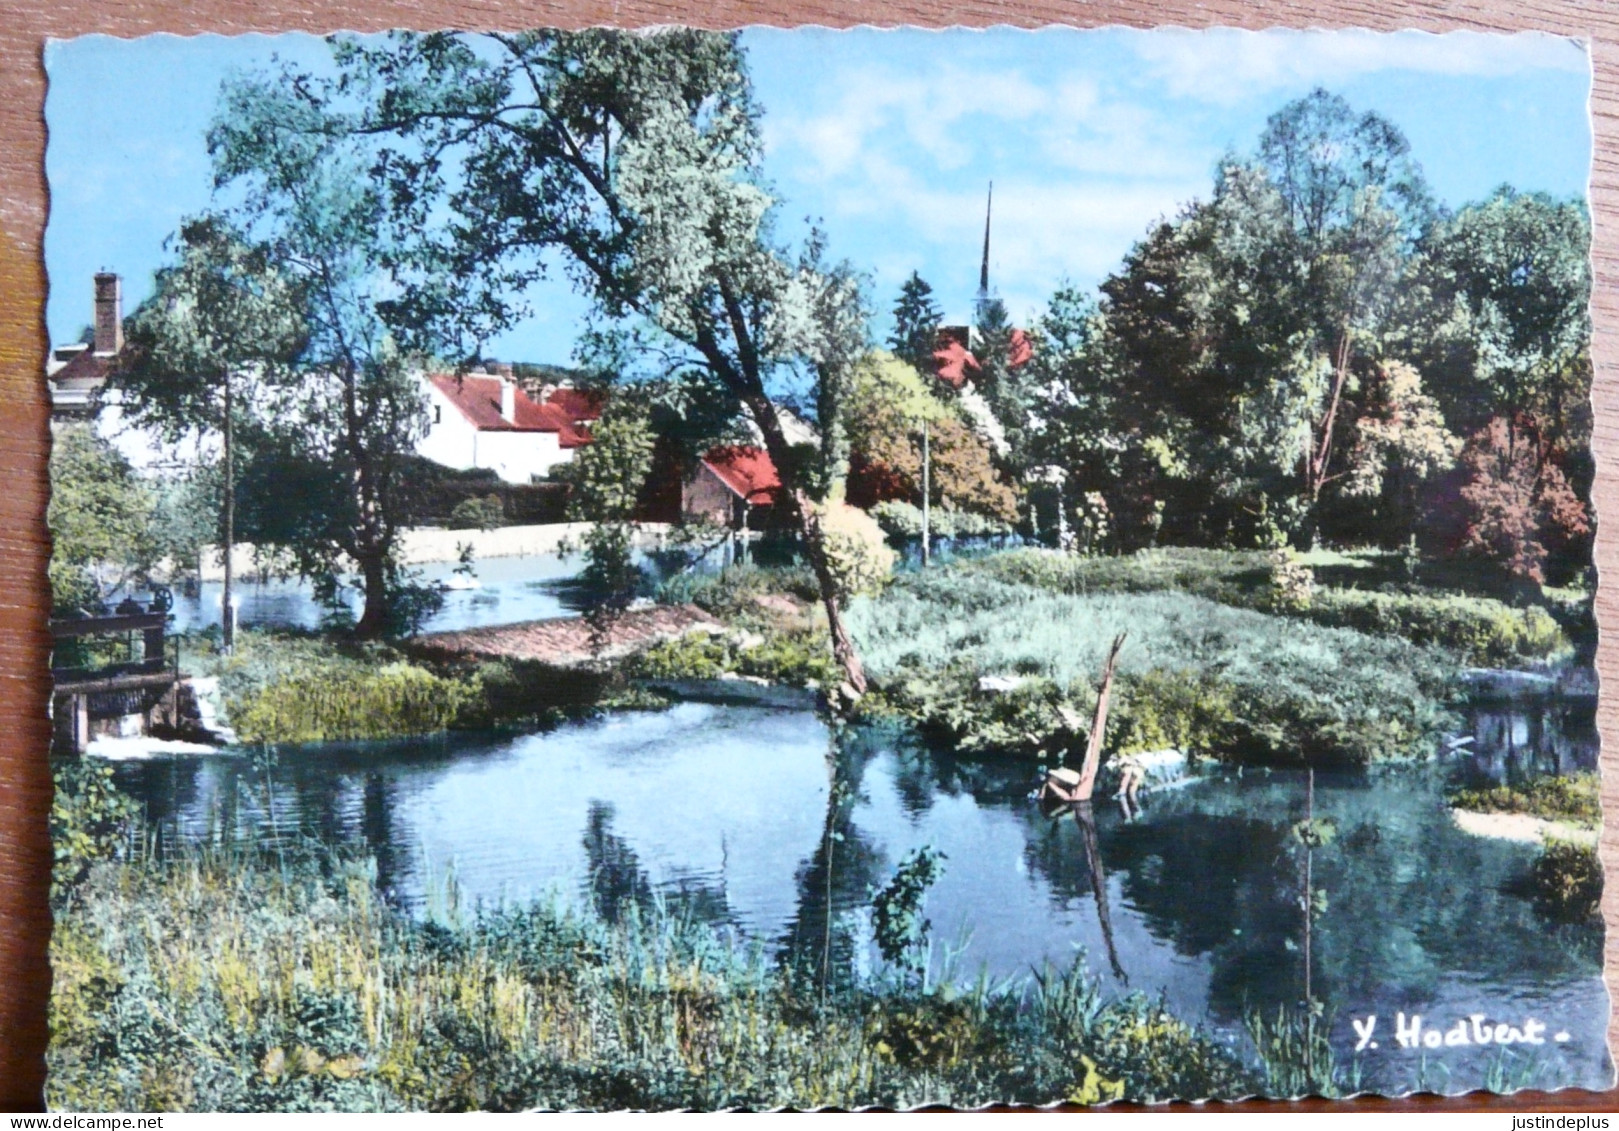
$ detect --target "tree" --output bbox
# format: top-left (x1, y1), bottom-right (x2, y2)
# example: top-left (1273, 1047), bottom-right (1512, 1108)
top-left (116, 215), bottom-right (305, 648)
top-left (1452, 416), bottom-right (1588, 585)
top-left (1407, 188), bottom-right (1591, 453)
top-left (295, 30), bottom-right (878, 691)
top-left (843, 352), bottom-right (1018, 524)
top-left (1256, 89), bottom-right (1430, 524)
top-left (48, 426), bottom-right (157, 614)
top-left (1340, 360), bottom-right (1460, 521)
top-left (888, 271), bottom-right (942, 373)
top-left (205, 74), bottom-right (491, 636)
top-left (557, 397), bottom-right (656, 647)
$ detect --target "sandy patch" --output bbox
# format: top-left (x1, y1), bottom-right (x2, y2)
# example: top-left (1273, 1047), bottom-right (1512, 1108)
top-left (1449, 808), bottom-right (1598, 847)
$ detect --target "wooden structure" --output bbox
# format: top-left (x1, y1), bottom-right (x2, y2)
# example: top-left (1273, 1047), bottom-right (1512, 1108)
top-left (50, 604), bottom-right (180, 754)
top-left (1036, 631), bottom-right (1127, 805)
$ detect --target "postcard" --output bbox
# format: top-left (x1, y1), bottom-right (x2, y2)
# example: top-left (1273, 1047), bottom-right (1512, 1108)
top-left (42, 25), bottom-right (1605, 1108)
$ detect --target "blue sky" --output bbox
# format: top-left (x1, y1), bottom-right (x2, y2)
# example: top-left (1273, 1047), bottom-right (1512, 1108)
top-left (45, 27), bottom-right (1591, 364)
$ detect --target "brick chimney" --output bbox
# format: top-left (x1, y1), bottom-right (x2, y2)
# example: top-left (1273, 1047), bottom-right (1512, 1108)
top-left (93, 273), bottom-right (122, 355)
top-left (500, 376), bottom-right (516, 423)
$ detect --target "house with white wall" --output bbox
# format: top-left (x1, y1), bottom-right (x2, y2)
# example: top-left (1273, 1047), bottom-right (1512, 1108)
top-left (417, 367), bottom-right (598, 483)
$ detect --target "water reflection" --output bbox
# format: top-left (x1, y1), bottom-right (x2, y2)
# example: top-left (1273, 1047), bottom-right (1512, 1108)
top-left (107, 693), bottom-right (1608, 1094)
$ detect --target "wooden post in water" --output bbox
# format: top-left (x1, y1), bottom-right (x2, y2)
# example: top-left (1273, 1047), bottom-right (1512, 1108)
top-left (1074, 632), bottom-right (1127, 802)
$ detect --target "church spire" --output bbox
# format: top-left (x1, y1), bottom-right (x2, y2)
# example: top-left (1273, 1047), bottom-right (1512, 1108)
top-left (979, 181), bottom-right (993, 298)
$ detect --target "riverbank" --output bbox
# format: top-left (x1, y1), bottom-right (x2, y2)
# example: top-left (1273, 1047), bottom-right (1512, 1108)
top-left (191, 522), bottom-right (679, 579)
top-left (48, 833), bottom-right (1253, 1110)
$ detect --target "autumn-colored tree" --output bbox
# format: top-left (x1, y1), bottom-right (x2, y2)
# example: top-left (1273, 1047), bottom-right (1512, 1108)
top-left (844, 352), bottom-right (1019, 523)
top-left (1453, 416), bottom-right (1587, 584)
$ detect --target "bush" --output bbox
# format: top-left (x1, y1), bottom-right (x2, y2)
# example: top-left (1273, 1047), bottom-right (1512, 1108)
top-left (449, 494), bottom-right (506, 530)
top-left (209, 632), bottom-right (478, 744)
top-left (869, 500), bottom-right (1016, 541)
top-left (1451, 773), bottom-right (1600, 825)
top-left (627, 626), bottom-right (838, 689)
top-left (656, 563), bottom-right (819, 618)
top-left (50, 760), bottom-right (136, 902)
top-left (1303, 589), bottom-right (1568, 667)
top-left (815, 501), bottom-right (897, 599)
top-left (1530, 839), bottom-right (1602, 921)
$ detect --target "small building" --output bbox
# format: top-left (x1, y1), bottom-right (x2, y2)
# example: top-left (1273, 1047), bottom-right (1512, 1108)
top-left (417, 366), bottom-right (600, 484)
top-left (929, 325), bottom-right (1033, 389)
top-left (683, 445), bottom-right (786, 531)
top-left (47, 272), bottom-right (123, 420)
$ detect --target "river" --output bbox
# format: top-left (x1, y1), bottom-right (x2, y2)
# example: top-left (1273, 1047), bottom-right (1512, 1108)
top-left (107, 691), bottom-right (1609, 1098)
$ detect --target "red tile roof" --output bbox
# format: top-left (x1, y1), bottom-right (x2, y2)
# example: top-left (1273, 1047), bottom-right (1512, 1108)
top-left (928, 326), bottom-right (1033, 389)
top-left (52, 348), bottom-right (114, 388)
top-left (429, 373), bottom-right (590, 447)
top-left (932, 338), bottom-right (981, 389)
top-left (544, 386), bottom-right (604, 422)
top-left (700, 445), bottom-right (783, 504)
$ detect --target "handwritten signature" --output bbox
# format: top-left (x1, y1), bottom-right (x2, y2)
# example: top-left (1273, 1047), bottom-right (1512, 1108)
top-left (1349, 1013), bottom-right (1571, 1052)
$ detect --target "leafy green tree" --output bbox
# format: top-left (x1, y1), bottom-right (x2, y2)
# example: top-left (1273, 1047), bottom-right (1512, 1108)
top-left (1406, 187), bottom-right (1591, 453)
top-left (205, 76), bottom-right (481, 637)
top-left (888, 271), bottom-right (942, 373)
top-left (559, 397), bottom-right (656, 646)
top-left (48, 426), bottom-right (158, 614)
top-left (116, 215), bottom-right (305, 647)
top-left (1255, 89), bottom-right (1431, 523)
top-left (289, 30), bottom-right (878, 691)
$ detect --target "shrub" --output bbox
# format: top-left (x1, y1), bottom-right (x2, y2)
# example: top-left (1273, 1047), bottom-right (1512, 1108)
top-left (869, 500), bottom-right (1016, 541)
top-left (48, 833), bottom-right (1255, 1111)
top-left (656, 563), bottom-right (819, 618)
top-left (50, 759), bottom-right (136, 902)
top-left (1530, 839), bottom-right (1602, 921)
top-left (449, 494), bottom-right (505, 530)
top-left (1303, 589), bottom-right (1568, 667)
top-left (815, 501), bottom-right (897, 599)
top-left (230, 662), bottom-right (477, 744)
top-left (1451, 773), bottom-right (1599, 825)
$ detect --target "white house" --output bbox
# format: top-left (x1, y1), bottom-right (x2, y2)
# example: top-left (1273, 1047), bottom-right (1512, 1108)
top-left (417, 367), bottom-right (599, 483)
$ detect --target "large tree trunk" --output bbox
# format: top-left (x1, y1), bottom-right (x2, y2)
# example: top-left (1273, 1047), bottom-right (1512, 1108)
top-left (354, 548), bottom-right (390, 638)
top-left (741, 392), bottom-right (868, 697)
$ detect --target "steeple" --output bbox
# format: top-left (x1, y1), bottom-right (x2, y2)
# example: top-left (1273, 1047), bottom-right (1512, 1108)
top-left (978, 181), bottom-right (993, 298)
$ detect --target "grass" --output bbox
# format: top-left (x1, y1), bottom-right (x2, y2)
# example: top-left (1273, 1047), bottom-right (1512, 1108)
top-left (1450, 773), bottom-right (1600, 826)
top-left (960, 548), bottom-right (1571, 668)
top-left (48, 835), bottom-right (1256, 1111)
top-left (846, 567), bottom-right (1457, 766)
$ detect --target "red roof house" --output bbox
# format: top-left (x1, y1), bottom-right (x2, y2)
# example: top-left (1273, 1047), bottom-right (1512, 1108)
top-left (419, 371), bottom-right (599, 483)
top-left (683, 444), bottom-right (787, 529)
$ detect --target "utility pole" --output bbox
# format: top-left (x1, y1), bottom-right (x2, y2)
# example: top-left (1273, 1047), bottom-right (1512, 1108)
top-left (920, 421), bottom-right (931, 567)
top-left (221, 369), bottom-right (235, 653)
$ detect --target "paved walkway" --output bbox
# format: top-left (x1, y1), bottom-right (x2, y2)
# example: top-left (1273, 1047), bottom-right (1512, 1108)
top-left (408, 604), bottom-right (721, 666)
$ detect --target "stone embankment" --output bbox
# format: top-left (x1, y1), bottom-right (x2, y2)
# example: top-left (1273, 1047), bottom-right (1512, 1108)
top-left (409, 604), bottom-right (721, 667)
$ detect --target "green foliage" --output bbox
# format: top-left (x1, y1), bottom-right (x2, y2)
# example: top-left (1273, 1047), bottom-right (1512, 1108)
top-left (870, 846), bottom-right (946, 980)
top-left (627, 626), bottom-right (839, 690)
top-left (1450, 773), bottom-right (1600, 826)
top-left (888, 271), bottom-right (943, 372)
top-left (847, 565), bottom-right (1455, 765)
top-left (1246, 1002), bottom-right (1342, 1099)
top-left (960, 547), bottom-right (1570, 667)
top-left (48, 834), bottom-right (1254, 1111)
top-left (208, 632), bottom-right (475, 744)
top-left (812, 501), bottom-right (897, 600)
top-left (869, 500), bottom-right (1015, 540)
top-left (656, 563), bottom-right (820, 618)
top-left (561, 399), bottom-right (657, 646)
top-left (50, 760), bottom-right (137, 903)
top-left (1530, 839), bottom-right (1602, 922)
top-left (48, 425), bottom-right (158, 613)
top-left (448, 494), bottom-right (505, 530)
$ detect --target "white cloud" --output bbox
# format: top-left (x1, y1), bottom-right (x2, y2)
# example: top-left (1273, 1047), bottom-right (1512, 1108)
top-left (1126, 28), bottom-right (1588, 106)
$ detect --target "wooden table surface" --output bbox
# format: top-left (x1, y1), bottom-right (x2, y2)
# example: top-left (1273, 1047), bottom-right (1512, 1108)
top-left (1, 0), bottom-right (1616, 1112)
